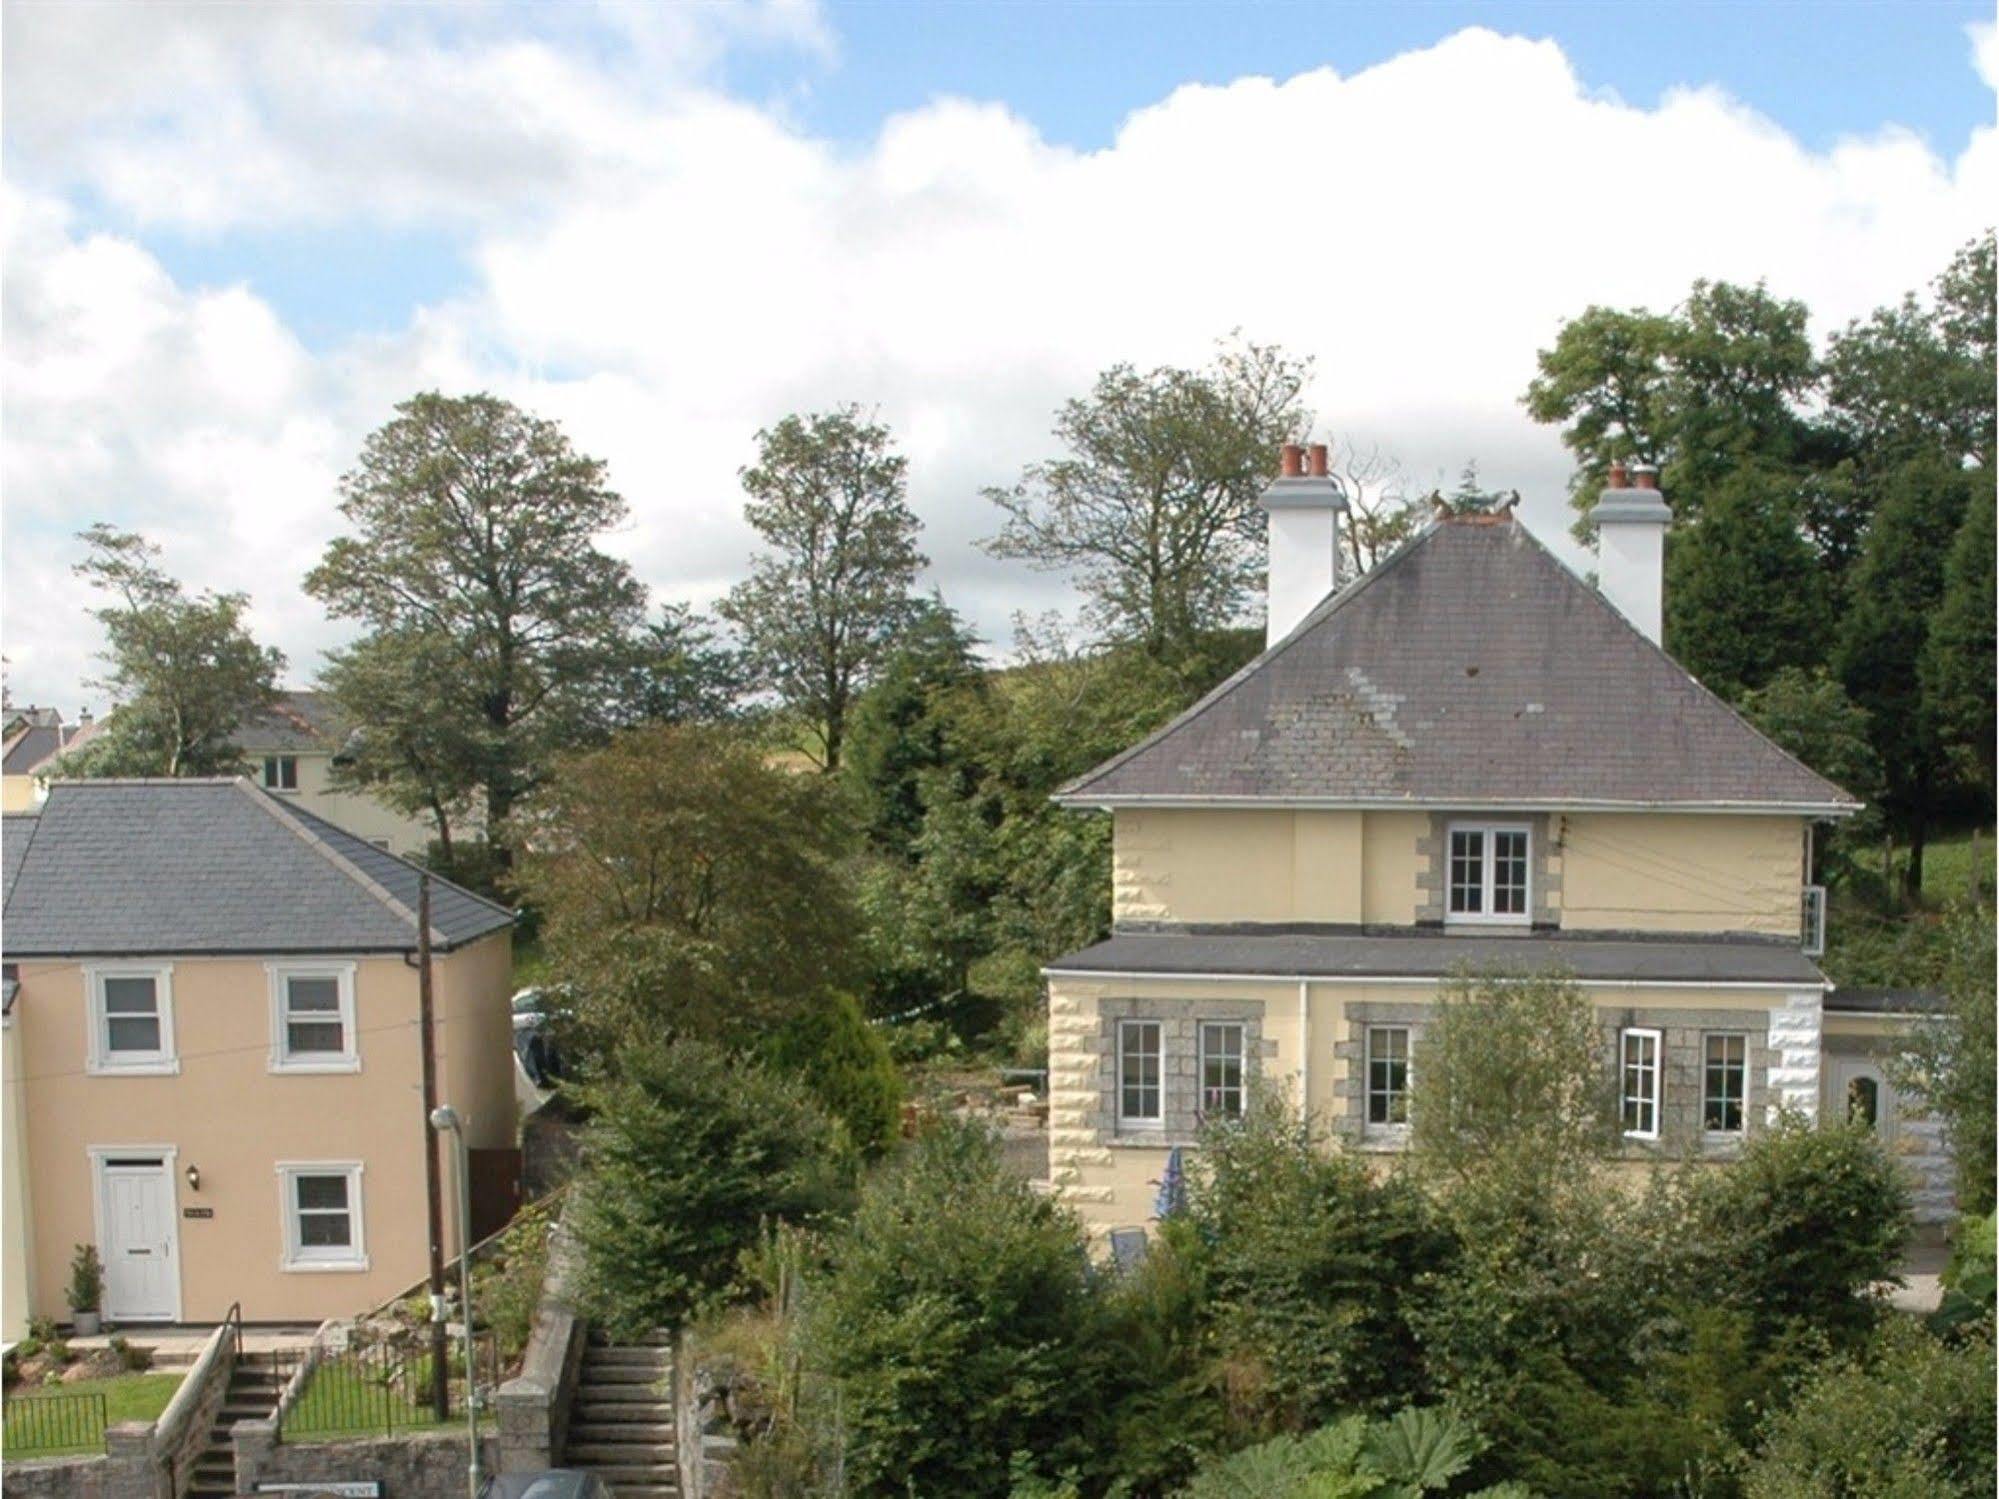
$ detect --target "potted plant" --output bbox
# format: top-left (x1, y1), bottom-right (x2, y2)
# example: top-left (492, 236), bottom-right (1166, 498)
top-left (68, 1244), bottom-right (104, 1336)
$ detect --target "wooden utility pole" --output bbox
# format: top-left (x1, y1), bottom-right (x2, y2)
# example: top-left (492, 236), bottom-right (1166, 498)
top-left (419, 874), bottom-right (450, 1421)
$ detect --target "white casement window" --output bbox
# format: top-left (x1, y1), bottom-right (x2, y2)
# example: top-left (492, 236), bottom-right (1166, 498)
top-left (1198, 1022), bottom-right (1246, 1120)
top-left (1118, 1020), bottom-right (1163, 1129)
top-left (1446, 822), bottom-right (1532, 924)
top-left (262, 755), bottom-right (298, 791)
top-left (85, 965), bottom-right (177, 1075)
top-left (1702, 1032), bottom-right (1748, 1134)
top-left (1621, 1028), bottom-right (1662, 1140)
top-left (268, 963), bottom-right (359, 1073)
top-left (1366, 1025), bottom-right (1411, 1128)
top-left (277, 1162), bottom-right (368, 1271)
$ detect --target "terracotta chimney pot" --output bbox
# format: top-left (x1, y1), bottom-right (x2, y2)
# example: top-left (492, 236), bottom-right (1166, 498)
top-left (1607, 460), bottom-right (1629, 489)
top-left (1306, 443), bottom-right (1329, 478)
top-left (1632, 464), bottom-right (1659, 490)
top-left (1279, 443), bottom-right (1304, 478)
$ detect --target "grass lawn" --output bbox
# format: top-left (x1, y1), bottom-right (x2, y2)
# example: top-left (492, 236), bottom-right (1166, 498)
top-left (1844, 825), bottom-right (1994, 907)
top-left (282, 1357), bottom-right (492, 1442)
top-left (3, 1372), bottom-right (184, 1458)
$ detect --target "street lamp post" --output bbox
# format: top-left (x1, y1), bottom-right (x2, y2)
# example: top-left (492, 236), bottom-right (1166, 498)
top-left (429, 1105), bottom-right (481, 1499)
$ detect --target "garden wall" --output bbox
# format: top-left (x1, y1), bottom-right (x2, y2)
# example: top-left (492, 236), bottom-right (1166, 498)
top-left (672, 1337), bottom-right (738, 1499)
top-left (233, 1420), bottom-right (496, 1499)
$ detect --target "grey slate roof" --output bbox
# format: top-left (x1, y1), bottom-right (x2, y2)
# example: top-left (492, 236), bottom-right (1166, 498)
top-left (1046, 925), bottom-right (1828, 986)
top-left (233, 691), bottom-right (352, 753)
top-left (1, 779), bottom-right (513, 958)
top-left (1824, 985), bottom-right (1947, 1015)
top-left (3, 813), bottom-right (40, 902)
top-left (4, 724), bottom-right (67, 775)
top-left (1057, 515), bottom-right (1856, 811)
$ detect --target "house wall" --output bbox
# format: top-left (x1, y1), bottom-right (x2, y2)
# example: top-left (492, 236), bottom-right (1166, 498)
top-left (3, 1009), bottom-right (36, 1340)
top-left (7, 939), bottom-right (514, 1325)
top-left (261, 752), bottom-right (439, 858)
top-left (1047, 971), bottom-right (1813, 1238)
top-left (3, 774), bottom-right (37, 813)
top-left (1109, 808), bottom-right (1805, 936)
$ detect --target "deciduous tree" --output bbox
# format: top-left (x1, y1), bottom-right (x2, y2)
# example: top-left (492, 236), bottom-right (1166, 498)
top-left (718, 407), bottom-right (927, 770)
top-left (306, 392), bottom-right (645, 870)
top-left (67, 525), bottom-right (283, 777)
top-left (983, 337), bottom-right (1309, 662)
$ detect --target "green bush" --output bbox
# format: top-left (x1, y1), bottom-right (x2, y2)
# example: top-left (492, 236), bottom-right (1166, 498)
top-left (764, 989), bottom-right (903, 1156)
top-left (1174, 1405), bottom-right (1524, 1499)
top-left (1693, 1115), bottom-right (1911, 1337)
top-left (804, 1117), bottom-right (1099, 1498)
top-left (571, 1036), bottom-right (852, 1337)
top-left (474, 1194), bottom-right (557, 1366)
top-left (67, 1244), bottom-right (103, 1314)
top-left (1183, 1090), bottom-right (1456, 1430)
top-left (1742, 1319), bottom-right (1995, 1498)
top-left (1933, 1210), bottom-right (1996, 1335)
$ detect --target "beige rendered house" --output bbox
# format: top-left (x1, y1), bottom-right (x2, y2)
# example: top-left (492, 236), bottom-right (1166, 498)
top-left (1, 778), bottom-right (516, 1337)
top-left (1044, 448), bottom-right (1951, 1239)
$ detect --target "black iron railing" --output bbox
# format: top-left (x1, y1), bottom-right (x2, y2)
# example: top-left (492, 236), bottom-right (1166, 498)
top-left (3, 1390), bottom-right (108, 1457)
top-left (276, 1330), bottom-right (498, 1441)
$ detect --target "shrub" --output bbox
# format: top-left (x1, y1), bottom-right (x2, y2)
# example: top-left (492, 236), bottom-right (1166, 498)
top-left (67, 1245), bottom-right (103, 1314)
top-left (1890, 902), bottom-right (1997, 1214)
top-left (1175, 1405), bottom-right (1524, 1499)
top-left (764, 990), bottom-right (903, 1157)
top-left (474, 1194), bottom-right (557, 1367)
top-left (804, 1117), bottom-right (1099, 1498)
top-left (571, 1036), bottom-right (852, 1337)
top-left (1183, 1090), bottom-right (1455, 1430)
top-left (1933, 1210), bottom-right (1996, 1335)
top-left (108, 1335), bottom-right (153, 1373)
top-left (1692, 1115), bottom-right (1910, 1338)
top-left (1742, 1319), bottom-right (1996, 1498)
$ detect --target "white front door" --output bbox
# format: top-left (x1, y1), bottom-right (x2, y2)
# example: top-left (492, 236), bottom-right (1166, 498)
top-left (96, 1154), bottom-right (179, 1322)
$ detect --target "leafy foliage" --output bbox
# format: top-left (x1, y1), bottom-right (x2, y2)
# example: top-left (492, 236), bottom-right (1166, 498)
top-left (718, 406), bottom-right (927, 769)
top-left (66, 524), bottom-right (283, 777)
top-left (571, 1036), bottom-right (851, 1337)
top-left (307, 392), bottom-right (646, 865)
top-left (982, 336), bottom-right (1309, 664)
top-left (1888, 903), bottom-right (1997, 1213)
top-left (1174, 1406), bottom-right (1516, 1499)
top-left (1741, 1319), bottom-right (1996, 1499)
top-left (512, 722), bottom-right (861, 1054)
top-left (762, 989), bottom-right (903, 1157)
top-left (803, 1118), bottom-right (1100, 1498)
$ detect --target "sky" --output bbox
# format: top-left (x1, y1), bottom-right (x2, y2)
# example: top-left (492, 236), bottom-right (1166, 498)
top-left (2, 0), bottom-right (1994, 711)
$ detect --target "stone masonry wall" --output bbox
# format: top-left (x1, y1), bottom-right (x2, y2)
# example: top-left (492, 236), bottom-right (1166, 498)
top-left (234, 1420), bottom-right (496, 1499)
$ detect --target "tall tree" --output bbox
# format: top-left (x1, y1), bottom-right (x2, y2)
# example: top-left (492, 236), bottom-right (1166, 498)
top-left (305, 392), bottom-right (646, 869)
top-left (1524, 280), bottom-right (1818, 537)
top-left (1663, 466), bottom-right (1829, 698)
top-left (1833, 451), bottom-right (1974, 896)
top-left (68, 524), bottom-right (283, 776)
top-left (717, 407), bottom-right (926, 771)
top-left (982, 337), bottom-right (1310, 662)
top-left (1920, 476), bottom-right (1997, 799)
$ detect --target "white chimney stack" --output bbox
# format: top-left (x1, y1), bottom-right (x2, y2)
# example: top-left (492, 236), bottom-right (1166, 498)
top-left (1260, 442), bottom-right (1348, 646)
top-left (1594, 461), bottom-right (1669, 644)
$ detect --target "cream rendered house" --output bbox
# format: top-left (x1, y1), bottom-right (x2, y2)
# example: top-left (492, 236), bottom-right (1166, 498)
top-left (1, 778), bottom-right (516, 1336)
top-left (1044, 447), bottom-right (1951, 1238)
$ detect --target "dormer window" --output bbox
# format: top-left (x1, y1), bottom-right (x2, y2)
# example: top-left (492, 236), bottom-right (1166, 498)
top-left (263, 755), bottom-right (298, 791)
top-left (1446, 822), bottom-right (1531, 924)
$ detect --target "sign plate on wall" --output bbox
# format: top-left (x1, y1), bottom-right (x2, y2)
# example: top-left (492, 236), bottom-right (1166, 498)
top-left (182, 1207), bottom-right (215, 1219)
top-left (255, 1485), bottom-right (381, 1498)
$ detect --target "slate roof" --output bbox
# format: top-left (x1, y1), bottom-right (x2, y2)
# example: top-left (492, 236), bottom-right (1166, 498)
top-left (3, 813), bottom-right (40, 902)
top-left (233, 691), bottom-right (352, 753)
top-left (0, 779), bottom-right (513, 958)
top-left (4, 724), bottom-right (68, 775)
top-left (1057, 515), bottom-right (1856, 812)
top-left (1046, 925), bottom-right (1828, 987)
top-left (1824, 985), bottom-right (1948, 1015)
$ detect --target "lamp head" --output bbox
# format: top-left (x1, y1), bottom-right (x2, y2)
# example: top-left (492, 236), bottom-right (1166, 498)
top-left (429, 1105), bottom-right (461, 1132)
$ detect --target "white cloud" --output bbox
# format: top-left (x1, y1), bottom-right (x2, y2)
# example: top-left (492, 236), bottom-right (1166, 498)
top-left (3, 16), bottom-right (1994, 708)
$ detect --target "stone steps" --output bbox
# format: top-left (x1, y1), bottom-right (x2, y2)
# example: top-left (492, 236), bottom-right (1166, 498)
top-left (567, 1331), bottom-right (679, 1498)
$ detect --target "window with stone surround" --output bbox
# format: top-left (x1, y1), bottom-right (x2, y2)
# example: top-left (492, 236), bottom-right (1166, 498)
top-left (1118, 1020), bottom-right (1163, 1128)
top-left (1198, 1021), bottom-right (1246, 1120)
top-left (1621, 1027), bottom-right (1662, 1139)
top-left (1447, 822), bottom-right (1531, 923)
top-left (1365, 1025), bottom-right (1410, 1126)
top-left (1702, 1032), bottom-right (1747, 1134)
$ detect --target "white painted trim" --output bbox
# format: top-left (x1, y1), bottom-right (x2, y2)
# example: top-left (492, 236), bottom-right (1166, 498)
top-left (274, 1161), bottom-right (370, 1273)
top-left (265, 961), bottom-right (361, 1074)
top-left (1296, 980), bottom-right (1311, 1119)
top-left (1115, 1019), bottom-right (1165, 1131)
top-left (1822, 1010), bottom-right (1932, 1022)
top-left (1195, 1018), bottom-right (1248, 1120)
top-left (1058, 795), bottom-right (1860, 817)
top-left (1043, 967), bottom-right (1827, 993)
top-left (1363, 1022), bottom-right (1414, 1134)
top-left (1620, 1027), bottom-right (1663, 1140)
top-left (83, 964), bottom-right (178, 1076)
top-left (87, 1144), bottom-right (183, 1323)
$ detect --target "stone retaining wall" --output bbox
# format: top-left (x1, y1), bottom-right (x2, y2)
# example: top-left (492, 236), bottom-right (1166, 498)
top-left (233, 1421), bottom-right (495, 1499)
top-left (672, 1337), bottom-right (738, 1499)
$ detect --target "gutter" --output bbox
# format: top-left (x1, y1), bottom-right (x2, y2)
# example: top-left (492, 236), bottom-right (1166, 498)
top-left (1054, 795), bottom-right (1862, 818)
top-left (1042, 966), bottom-right (1831, 993)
